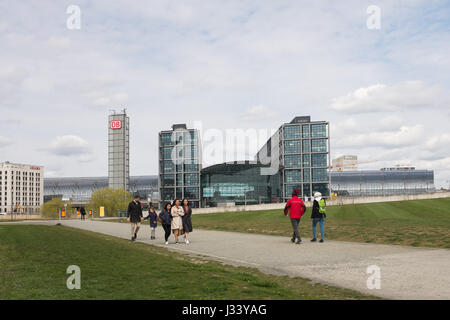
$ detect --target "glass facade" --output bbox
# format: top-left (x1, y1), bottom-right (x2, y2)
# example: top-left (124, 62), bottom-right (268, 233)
top-left (330, 170), bottom-right (435, 196)
top-left (159, 125), bottom-right (201, 207)
top-left (201, 162), bottom-right (282, 207)
top-left (108, 113), bottom-right (129, 191)
top-left (280, 120), bottom-right (330, 200)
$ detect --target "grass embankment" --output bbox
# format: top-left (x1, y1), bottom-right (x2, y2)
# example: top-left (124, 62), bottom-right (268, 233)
top-left (192, 198), bottom-right (450, 249)
top-left (0, 224), bottom-right (376, 300)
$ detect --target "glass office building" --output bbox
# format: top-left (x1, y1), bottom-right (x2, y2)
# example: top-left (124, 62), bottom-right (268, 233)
top-left (201, 162), bottom-right (282, 207)
top-left (108, 111), bottom-right (130, 191)
top-left (257, 116), bottom-right (330, 201)
top-left (330, 169), bottom-right (435, 197)
top-left (159, 124), bottom-right (201, 208)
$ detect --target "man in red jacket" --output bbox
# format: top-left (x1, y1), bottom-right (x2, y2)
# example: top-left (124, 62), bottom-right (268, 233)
top-left (284, 189), bottom-right (306, 244)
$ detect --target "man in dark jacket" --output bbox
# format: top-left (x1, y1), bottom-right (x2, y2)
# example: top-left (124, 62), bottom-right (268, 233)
top-left (80, 207), bottom-right (86, 220)
top-left (127, 195), bottom-right (143, 241)
top-left (311, 192), bottom-right (326, 243)
top-left (284, 189), bottom-right (306, 244)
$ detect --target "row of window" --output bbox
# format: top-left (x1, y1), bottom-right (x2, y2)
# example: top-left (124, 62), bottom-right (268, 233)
top-left (160, 131), bottom-right (199, 146)
top-left (0, 171), bottom-right (41, 176)
top-left (160, 187), bottom-right (200, 200)
top-left (161, 146), bottom-right (199, 160)
top-left (161, 173), bottom-right (200, 187)
top-left (284, 168), bottom-right (329, 183)
top-left (161, 162), bottom-right (200, 173)
top-left (284, 153), bottom-right (328, 168)
top-left (284, 183), bottom-right (329, 198)
top-left (284, 139), bottom-right (328, 154)
top-left (283, 124), bottom-right (327, 139)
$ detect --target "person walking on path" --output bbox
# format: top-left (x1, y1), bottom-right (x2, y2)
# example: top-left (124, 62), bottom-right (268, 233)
top-left (284, 189), bottom-right (306, 244)
top-left (144, 207), bottom-right (158, 240)
top-left (159, 203), bottom-right (173, 245)
top-left (127, 195), bottom-right (143, 241)
top-left (311, 192), bottom-right (326, 243)
top-left (80, 207), bottom-right (86, 220)
top-left (181, 199), bottom-right (193, 244)
top-left (170, 199), bottom-right (184, 244)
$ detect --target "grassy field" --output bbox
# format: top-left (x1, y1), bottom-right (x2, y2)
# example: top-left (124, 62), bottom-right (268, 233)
top-left (0, 224), bottom-right (377, 300)
top-left (192, 198), bottom-right (450, 249)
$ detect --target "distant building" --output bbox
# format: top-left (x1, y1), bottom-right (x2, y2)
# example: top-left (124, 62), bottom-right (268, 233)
top-left (158, 124), bottom-right (202, 208)
top-left (44, 176), bottom-right (158, 203)
top-left (257, 116), bottom-right (330, 200)
top-left (108, 110), bottom-right (130, 191)
top-left (332, 155), bottom-right (358, 172)
top-left (330, 169), bottom-right (435, 197)
top-left (0, 162), bottom-right (44, 214)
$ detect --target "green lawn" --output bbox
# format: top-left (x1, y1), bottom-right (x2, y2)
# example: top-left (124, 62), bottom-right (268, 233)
top-left (0, 224), bottom-right (376, 300)
top-left (192, 198), bottom-right (450, 249)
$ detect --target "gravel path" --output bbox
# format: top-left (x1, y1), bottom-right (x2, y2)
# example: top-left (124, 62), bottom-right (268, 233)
top-left (3, 219), bottom-right (449, 300)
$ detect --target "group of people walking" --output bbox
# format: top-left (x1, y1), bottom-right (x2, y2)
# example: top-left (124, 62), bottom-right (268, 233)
top-left (126, 195), bottom-right (193, 244)
top-left (126, 189), bottom-right (325, 246)
top-left (284, 189), bottom-right (327, 244)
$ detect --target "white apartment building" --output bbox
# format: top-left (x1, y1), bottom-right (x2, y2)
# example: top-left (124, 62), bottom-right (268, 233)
top-left (0, 162), bottom-right (44, 214)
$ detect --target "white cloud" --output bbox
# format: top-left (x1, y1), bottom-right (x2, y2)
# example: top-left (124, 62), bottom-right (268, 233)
top-left (43, 135), bottom-right (91, 157)
top-left (335, 124), bottom-right (424, 149)
top-left (330, 81), bottom-right (440, 114)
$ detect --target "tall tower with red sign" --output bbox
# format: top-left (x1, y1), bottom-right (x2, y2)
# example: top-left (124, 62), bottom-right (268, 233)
top-left (108, 110), bottom-right (129, 191)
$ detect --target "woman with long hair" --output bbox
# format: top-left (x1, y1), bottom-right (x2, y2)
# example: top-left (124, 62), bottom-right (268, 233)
top-left (159, 202), bottom-right (173, 245)
top-left (181, 199), bottom-right (193, 244)
top-left (170, 199), bottom-right (184, 244)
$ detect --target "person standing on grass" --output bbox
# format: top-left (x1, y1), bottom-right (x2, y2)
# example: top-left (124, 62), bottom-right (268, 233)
top-left (80, 207), bottom-right (86, 220)
top-left (311, 192), bottom-right (326, 243)
top-left (170, 199), bottom-right (184, 244)
top-left (284, 189), bottom-right (306, 244)
top-left (144, 207), bottom-right (158, 240)
top-left (127, 195), bottom-right (143, 241)
top-left (181, 199), bottom-right (193, 244)
top-left (159, 203), bottom-right (173, 245)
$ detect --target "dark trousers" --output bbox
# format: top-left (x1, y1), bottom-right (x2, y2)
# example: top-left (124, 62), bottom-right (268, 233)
top-left (162, 224), bottom-right (171, 241)
top-left (290, 218), bottom-right (301, 241)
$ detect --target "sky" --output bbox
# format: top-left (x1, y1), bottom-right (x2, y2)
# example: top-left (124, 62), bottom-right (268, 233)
top-left (0, 0), bottom-right (449, 188)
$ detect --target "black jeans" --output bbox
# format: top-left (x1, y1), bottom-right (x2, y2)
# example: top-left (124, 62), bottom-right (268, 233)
top-left (162, 224), bottom-right (171, 241)
top-left (290, 218), bottom-right (301, 241)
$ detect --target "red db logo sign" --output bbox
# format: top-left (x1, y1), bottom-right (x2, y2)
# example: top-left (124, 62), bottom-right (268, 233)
top-left (110, 120), bottom-right (122, 129)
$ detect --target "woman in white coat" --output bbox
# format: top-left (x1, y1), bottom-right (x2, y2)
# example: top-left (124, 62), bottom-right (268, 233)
top-left (170, 199), bottom-right (184, 244)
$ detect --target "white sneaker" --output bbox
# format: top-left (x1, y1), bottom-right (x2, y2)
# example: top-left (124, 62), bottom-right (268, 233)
top-left (165, 241), bottom-right (169, 245)
top-left (186, 240), bottom-right (190, 244)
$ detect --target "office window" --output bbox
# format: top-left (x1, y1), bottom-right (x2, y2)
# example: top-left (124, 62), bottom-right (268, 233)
top-left (184, 164), bottom-right (199, 172)
top-left (184, 187), bottom-right (199, 199)
top-left (284, 155), bottom-right (301, 168)
top-left (284, 126), bottom-right (301, 139)
top-left (302, 154), bottom-right (310, 167)
top-left (161, 133), bottom-right (173, 146)
top-left (184, 173), bottom-right (198, 186)
top-left (311, 139), bottom-right (327, 152)
top-left (311, 153), bottom-right (328, 167)
top-left (311, 124), bottom-right (327, 137)
top-left (303, 169), bottom-right (311, 182)
top-left (302, 125), bottom-right (310, 138)
top-left (312, 168), bottom-right (328, 182)
top-left (162, 147), bottom-right (173, 159)
top-left (284, 170), bottom-right (301, 183)
top-left (284, 140), bottom-right (301, 154)
top-left (284, 184), bottom-right (302, 197)
top-left (302, 140), bottom-right (310, 153)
